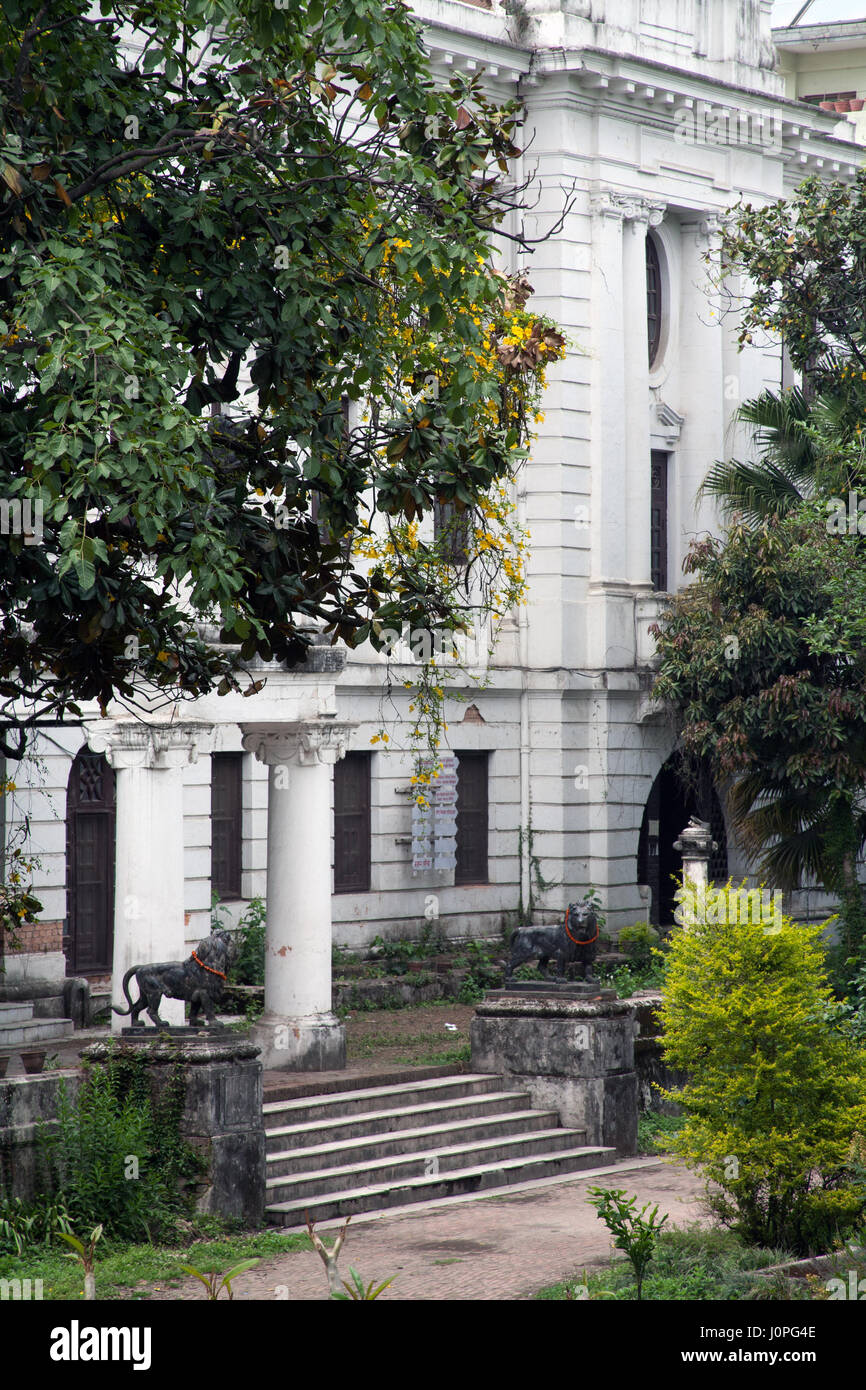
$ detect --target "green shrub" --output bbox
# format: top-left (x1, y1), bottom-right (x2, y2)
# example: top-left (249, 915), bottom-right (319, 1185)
top-left (534, 1225), bottom-right (806, 1301)
top-left (660, 883), bottom-right (866, 1255)
top-left (637, 1112), bottom-right (685, 1156)
top-left (41, 1051), bottom-right (204, 1243)
top-left (617, 923), bottom-right (661, 970)
top-left (597, 960), bottom-right (665, 997)
top-left (227, 898), bottom-right (266, 986)
top-left (0, 1194), bottom-right (73, 1256)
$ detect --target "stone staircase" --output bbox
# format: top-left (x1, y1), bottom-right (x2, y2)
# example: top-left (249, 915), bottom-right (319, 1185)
top-left (0, 1000), bottom-right (74, 1050)
top-left (264, 1069), bottom-right (617, 1228)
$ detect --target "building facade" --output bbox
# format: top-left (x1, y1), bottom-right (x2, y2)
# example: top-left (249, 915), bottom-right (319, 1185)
top-left (3, 1), bottom-right (863, 1026)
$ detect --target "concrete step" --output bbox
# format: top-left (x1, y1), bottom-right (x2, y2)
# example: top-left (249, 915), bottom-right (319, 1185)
top-left (265, 1089), bottom-right (533, 1154)
top-left (265, 1108), bottom-right (567, 1177)
top-left (270, 1157), bottom-right (667, 1235)
top-left (0, 1018), bottom-right (75, 1048)
top-left (266, 1126), bottom-right (589, 1204)
top-left (263, 1063), bottom-right (463, 1105)
top-left (0, 1003), bottom-right (33, 1025)
top-left (263, 1073), bottom-right (509, 1128)
top-left (31, 996), bottom-right (65, 1020)
top-left (266, 1145), bottom-right (617, 1226)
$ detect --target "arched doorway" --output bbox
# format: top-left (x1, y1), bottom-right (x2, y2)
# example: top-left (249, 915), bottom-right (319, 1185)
top-left (66, 747), bottom-right (116, 975)
top-left (637, 754), bottom-right (728, 926)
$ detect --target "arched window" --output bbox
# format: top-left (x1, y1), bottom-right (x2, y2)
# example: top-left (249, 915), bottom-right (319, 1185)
top-left (646, 234), bottom-right (662, 367)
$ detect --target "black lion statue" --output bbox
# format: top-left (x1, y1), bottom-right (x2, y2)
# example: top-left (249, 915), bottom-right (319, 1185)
top-left (112, 929), bottom-right (237, 1029)
top-left (506, 901), bottom-right (599, 983)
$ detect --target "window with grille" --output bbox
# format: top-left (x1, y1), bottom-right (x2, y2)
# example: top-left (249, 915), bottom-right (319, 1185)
top-left (646, 235), bottom-right (662, 367)
top-left (334, 752), bottom-right (371, 893)
top-left (455, 752), bottom-right (489, 885)
top-left (211, 753), bottom-right (243, 900)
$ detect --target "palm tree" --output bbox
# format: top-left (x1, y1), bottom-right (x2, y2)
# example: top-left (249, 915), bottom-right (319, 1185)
top-left (700, 374), bottom-right (866, 526)
top-left (699, 386), bottom-right (816, 524)
top-left (695, 378), bottom-right (866, 959)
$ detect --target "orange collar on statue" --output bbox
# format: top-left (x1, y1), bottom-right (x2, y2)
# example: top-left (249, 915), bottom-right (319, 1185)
top-left (564, 909), bottom-right (598, 947)
top-left (190, 951), bottom-right (226, 979)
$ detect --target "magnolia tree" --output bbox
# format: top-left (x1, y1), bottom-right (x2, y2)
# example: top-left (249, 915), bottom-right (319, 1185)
top-left (0, 0), bottom-right (565, 763)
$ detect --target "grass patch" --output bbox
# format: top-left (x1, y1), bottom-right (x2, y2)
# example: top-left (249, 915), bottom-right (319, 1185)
top-left (0, 1226), bottom-right (310, 1301)
top-left (348, 1028), bottom-right (466, 1061)
top-left (534, 1225), bottom-right (808, 1301)
top-left (637, 1111), bottom-right (685, 1155)
top-left (393, 1044), bottom-right (471, 1067)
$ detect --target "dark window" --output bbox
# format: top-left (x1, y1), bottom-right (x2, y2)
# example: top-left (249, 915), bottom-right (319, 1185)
top-left (650, 450), bottom-right (669, 592)
top-left (646, 235), bottom-right (662, 367)
top-left (455, 752), bottom-right (488, 885)
top-left (211, 753), bottom-right (243, 900)
top-left (334, 752), bottom-right (371, 893)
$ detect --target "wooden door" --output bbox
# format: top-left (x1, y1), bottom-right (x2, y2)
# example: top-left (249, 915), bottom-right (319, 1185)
top-left (66, 749), bottom-right (116, 975)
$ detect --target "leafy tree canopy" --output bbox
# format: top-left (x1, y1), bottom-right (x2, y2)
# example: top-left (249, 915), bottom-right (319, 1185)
top-left (651, 510), bottom-right (866, 900)
top-left (652, 174), bottom-right (866, 960)
top-left (722, 169), bottom-right (866, 384)
top-left (0, 0), bottom-right (563, 755)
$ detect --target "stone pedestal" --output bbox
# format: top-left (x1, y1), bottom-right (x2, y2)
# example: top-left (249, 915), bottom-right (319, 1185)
top-left (82, 1035), bottom-right (265, 1226)
top-left (241, 721), bottom-right (355, 1071)
top-left (470, 993), bottom-right (638, 1154)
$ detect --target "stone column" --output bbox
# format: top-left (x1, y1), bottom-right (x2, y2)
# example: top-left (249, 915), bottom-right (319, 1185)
top-left (622, 199), bottom-right (665, 589)
top-left (84, 721), bottom-right (214, 1032)
top-left (678, 217), bottom-right (726, 548)
top-left (241, 720), bottom-right (355, 1071)
top-left (589, 191), bottom-right (627, 599)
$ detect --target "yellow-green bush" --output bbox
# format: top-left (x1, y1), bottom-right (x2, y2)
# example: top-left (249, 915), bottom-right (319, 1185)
top-left (660, 883), bottom-right (866, 1254)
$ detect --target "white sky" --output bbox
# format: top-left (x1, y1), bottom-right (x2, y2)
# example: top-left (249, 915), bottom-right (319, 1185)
top-left (772, 0), bottom-right (866, 26)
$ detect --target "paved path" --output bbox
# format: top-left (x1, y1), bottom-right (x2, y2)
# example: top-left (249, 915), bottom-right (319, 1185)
top-left (144, 1158), bottom-right (707, 1302)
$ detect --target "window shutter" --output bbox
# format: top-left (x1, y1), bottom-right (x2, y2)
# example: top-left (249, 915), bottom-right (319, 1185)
top-left (455, 752), bottom-right (489, 885)
top-left (650, 451), bottom-right (669, 592)
top-left (334, 753), bottom-right (371, 893)
top-left (211, 753), bottom-right (243, 900)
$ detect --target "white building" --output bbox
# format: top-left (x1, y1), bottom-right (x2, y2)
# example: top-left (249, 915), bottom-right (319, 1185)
top-left (3, 0), bottom-right (863, 1066)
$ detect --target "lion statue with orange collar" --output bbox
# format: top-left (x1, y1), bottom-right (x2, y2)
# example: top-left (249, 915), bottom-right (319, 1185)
top-left (112, 930), bottom-right (236, 1029)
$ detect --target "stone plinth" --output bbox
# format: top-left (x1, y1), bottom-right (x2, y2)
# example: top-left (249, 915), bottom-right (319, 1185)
top-left (82, 1035), bottom-right (265, 1225)
top-left (470, 993), bottom-right (638, 1155)
top-left (0, 1070), bottom-right (82, 1200)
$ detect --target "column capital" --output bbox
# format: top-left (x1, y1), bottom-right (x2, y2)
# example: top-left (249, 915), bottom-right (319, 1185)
top-left (85, 720), bottom-right (215, 771)
top-left (241, 720), bottom-right (356, 768)
top-left (682, 214), bottom-right (725, 249)
top-left (591, 189), bottom-right (665, 228)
